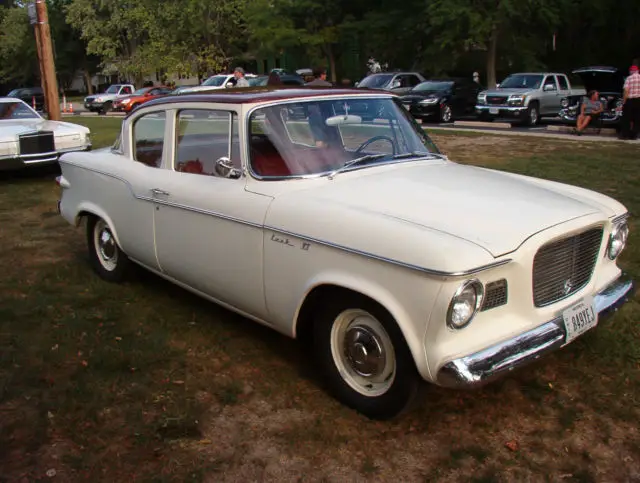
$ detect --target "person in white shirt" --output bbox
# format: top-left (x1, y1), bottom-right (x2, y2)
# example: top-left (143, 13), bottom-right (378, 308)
top-left (233, 67), bottom-right (249, 87)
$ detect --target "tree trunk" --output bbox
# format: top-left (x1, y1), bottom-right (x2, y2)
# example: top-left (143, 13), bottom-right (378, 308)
top-left (486, 28), bottom-right (498, 89)
top-left (326, 44), bottom-right (337, 83)
top-left (84, 69), bottom-right (93, 95)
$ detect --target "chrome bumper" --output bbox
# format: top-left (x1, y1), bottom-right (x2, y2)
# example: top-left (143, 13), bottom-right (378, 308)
top-left (559, 107), bottom-right (622, 123)
top-left (436, 273), bottom-right (635, 388)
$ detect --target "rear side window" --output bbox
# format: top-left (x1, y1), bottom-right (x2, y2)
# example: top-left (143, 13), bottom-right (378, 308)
top-left (557, 76), bottom-right (569, 90)
top-left (133, 111), bottom-right (166, 168)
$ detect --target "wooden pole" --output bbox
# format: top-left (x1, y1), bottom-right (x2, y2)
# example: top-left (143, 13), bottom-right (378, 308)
top-left (34, 0), bottom-right (60, 120)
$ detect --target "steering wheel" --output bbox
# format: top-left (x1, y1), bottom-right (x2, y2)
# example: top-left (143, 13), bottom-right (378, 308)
top-left (355, 135), bottom-right (396, 156)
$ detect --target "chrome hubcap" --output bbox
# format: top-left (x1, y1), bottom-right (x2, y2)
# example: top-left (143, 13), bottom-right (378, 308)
top-left (94, 219), bottom-right (118, 271)
top-left (330, 309), bottom-right (396, 397)
top-left (442, 106), bottom-right (452, 122)
top-left (531, 109), bottom-right (538, 124)
top-left (344, 325), bottom-right (386, 377)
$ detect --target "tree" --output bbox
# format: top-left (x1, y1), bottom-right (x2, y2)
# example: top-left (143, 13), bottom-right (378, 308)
top-left (0, 6), bottom-right (39, 86)
top-left (427, 0), bottom-right (566, 88)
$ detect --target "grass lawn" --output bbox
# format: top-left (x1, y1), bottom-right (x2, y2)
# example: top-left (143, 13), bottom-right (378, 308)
top-left (1, 118), bottom-right (639, 481)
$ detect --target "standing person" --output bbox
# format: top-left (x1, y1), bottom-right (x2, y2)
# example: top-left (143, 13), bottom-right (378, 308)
top-left (305, 66), bottom-right (332, 87)
top-left (233, 67), bottom-right (249, 87)
top-left (267, 71), bottom-right (282, 86)
top-left (620, 63), bottom-right (640, 140)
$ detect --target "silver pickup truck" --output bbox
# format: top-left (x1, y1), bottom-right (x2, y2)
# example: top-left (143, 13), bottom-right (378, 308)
top-left (475, 72), bottom-right (586, 126)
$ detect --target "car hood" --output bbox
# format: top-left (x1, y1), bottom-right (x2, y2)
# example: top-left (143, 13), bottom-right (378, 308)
top-left (0, 119), bottom-right (88, 139)
top-left (402, 91), bottom-right (447, 101)
top-left (572, 67), bottom-right (624, 94)
top-left (270, 162), bottom-right (612, 258)
top-left (483, 87), bottom-right (532, 96)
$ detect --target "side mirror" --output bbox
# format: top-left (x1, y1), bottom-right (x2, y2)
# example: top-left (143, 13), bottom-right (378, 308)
top-left (215, 157), bottom-right (241, 179)
top-left (354, 81), bottom-right (360, 87)
top-left (225, 81), bottom-right (235, 88)
top-left (543, 84), bottom-right (556, 91)
top-left (390, 81), bottom-right (401, 89)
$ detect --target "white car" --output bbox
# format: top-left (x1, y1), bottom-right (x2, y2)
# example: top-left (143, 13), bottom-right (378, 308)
top-left (0, 97), bottom-right (91, 170)
top-left (179, 73), bottom-right (258, 94)
top-left (55, 88), bottom-right (634, 420)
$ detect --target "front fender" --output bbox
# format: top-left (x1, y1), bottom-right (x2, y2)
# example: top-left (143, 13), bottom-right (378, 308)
top-left (293, 269), bottom-right (441, 381)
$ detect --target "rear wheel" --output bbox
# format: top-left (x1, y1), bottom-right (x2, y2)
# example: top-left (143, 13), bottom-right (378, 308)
top-left (312, 294), bottom-right (420, 420)
top-left (86, 216), bottom-right (131, 282)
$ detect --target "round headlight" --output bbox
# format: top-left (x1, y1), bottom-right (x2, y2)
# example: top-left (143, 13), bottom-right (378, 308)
top-left (447, 279), bottom-right (485, 329)
top-left (608, 222), bottom-right (629, 260)
top-left (561, 98), bottom-right (569, 108)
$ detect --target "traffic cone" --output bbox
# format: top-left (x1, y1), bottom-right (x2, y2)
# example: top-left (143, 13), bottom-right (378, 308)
top-left (62, 95), bottom-right (67, 113)
top-left (69, 103), bottom-right (73, 114)
top-left (32, 96), bottom-right (36, 110)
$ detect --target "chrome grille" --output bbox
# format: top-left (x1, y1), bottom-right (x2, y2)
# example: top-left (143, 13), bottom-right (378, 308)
top-left (481, 279), bottom-right (508, 311)
top-left (19, 131), bottom-right (55, 155)
top-left (487, 96), bottom-right (508, 105)
top-left (532, 227), bottom-right (603, 307)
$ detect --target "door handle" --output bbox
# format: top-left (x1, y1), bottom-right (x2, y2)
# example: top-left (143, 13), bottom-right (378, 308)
top-left (151, 188), bottom-right (170, 196)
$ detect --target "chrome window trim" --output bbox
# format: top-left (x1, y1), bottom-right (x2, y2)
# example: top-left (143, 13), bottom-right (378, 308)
top-left (60, 159), bottom-right (511, 277)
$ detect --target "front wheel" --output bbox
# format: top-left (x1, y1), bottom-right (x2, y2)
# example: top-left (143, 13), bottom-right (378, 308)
top-left (100, 102), bottom-right (112, 115)
top-left (312, 294), bottom-right (420, 420)
top-left (86, 216), bottom-right (131, 282)
top-left (440, 103), bottom-right (453, 123)
top-left (524, 103), bottom-right (540, 126)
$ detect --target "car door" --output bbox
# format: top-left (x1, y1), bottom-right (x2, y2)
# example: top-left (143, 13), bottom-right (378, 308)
top-left (106, 108), bottom-right (172, 272)
top-left (151, 107), bottom-right (273, 319)
top-left (541, 75), bottom-right (559, 114)
top-left (555, 75), bottom-right (571, 112)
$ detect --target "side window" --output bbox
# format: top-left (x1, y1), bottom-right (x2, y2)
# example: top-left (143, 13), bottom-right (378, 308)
top-left (175, 109), bottom-right (240, 176)
top-left (133, 111), bottom-right (166, 168)
top-left (557, 75), bottom-right (569, 91)
top-left (543, 76), bottom-right (557, 90)
top-left (408, 75), bottom-right (421, 87)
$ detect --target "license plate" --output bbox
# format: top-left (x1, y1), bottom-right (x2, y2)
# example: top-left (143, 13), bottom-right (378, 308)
top-left (562, 295), bottom-right (598, 345)
top-left (489, 107), bottom-right (499, 114)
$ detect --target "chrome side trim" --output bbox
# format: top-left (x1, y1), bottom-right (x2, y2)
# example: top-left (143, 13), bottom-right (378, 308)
top-left (436, 273), bottom-right (635, 388)
top-left (60, 161), bottom-right (513, 277)
top-left (265, 226), bottom-right (512, 277)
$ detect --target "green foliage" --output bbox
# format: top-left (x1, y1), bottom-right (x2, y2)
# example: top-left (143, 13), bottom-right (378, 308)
top-left (0, 6), bottom-right (39, 85)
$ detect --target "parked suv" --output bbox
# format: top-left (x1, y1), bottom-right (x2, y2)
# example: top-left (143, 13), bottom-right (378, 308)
top-left (7, 87), bottom-right (45, 112)
top-left (476, 72), bottom-right (585, 126)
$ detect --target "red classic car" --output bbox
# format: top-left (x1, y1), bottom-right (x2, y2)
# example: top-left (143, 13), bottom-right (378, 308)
top-left (112, 86), bottom-right (173, 113)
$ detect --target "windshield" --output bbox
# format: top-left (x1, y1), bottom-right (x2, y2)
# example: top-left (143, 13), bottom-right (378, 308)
top-left (249, 76), bottom-right (268, 87)
top-left (105, 85), bottom-right (120, 94)
top-left (414, 81), bottom-right (453, 92)
top-left (248, 97), bottom-right (440, 179)
top-left (132, 88), bottom-right (150, 95)
top-left (0, 101), bottom-right (40, 120)
top-left (202, 75), bottom-right (228, 87)
top-left (499, 74), bottom-right (543, 89)
top-left (358, 74), bottom-right (394, 88)
top-left (7, 89), bottom-right (24, 97)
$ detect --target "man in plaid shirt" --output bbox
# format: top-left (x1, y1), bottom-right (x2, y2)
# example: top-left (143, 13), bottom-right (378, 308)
top-left (620, 63), bottom-right (640, 140)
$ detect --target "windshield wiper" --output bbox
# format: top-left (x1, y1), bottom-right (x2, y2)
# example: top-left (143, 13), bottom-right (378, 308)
top-left (327, 154), bottom-right (387, 179)
top-left (391, 151), bottom-right (449, 161)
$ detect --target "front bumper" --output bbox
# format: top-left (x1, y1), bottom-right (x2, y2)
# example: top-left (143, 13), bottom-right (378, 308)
top-left (475, 104), bottom-right (528, 119)
top-left (559, 107), bottom-right (622, 125)
top-left (436, 273), bottom-right (634, 388)
top-left (84, 101), bottom-right (104, 110)
top-left (0, 145), bottom-right (92, 171)
top-left (404, 103), bottom-right (440, 118)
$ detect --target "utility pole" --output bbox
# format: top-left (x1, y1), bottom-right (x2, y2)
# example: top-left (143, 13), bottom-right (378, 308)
top-left (29, 0), bottom-right (60, 120)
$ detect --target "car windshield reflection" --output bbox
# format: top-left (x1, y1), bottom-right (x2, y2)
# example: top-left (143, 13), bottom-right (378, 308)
top-left (248, 98), bottom-right (440, 179)
top-left (0, 101), bottom-right (40, 120)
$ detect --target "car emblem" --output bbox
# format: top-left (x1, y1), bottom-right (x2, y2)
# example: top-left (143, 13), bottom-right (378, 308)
top-left (563, 279), bottom-right (573, 295)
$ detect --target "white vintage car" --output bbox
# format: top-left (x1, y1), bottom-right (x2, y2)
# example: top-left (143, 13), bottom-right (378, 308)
top-left (55, 87), bottom-right (634, 419)
top-left (0, 97), bottom-right (91, 170)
